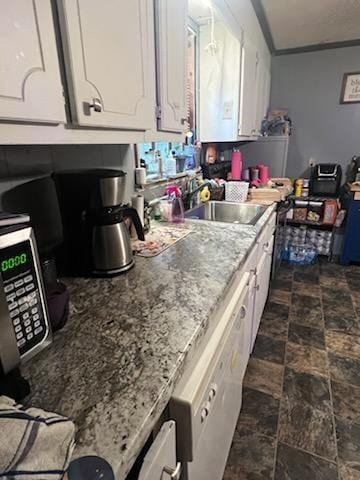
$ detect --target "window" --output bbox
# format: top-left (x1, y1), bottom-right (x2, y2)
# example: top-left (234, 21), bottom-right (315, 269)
top-left (135, 141), bottom-right (199, 184)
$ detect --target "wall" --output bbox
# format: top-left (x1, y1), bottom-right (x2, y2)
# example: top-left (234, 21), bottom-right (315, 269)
top-left (270, 46), bottom-right (360, 179)
top-left (0, 145), bottom-right (136, 209)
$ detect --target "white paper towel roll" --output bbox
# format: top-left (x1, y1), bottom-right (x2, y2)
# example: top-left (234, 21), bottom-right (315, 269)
top-left (135, 167), bottom-right (146, 186)
top-left (131, 194), bottom-right (144, 226)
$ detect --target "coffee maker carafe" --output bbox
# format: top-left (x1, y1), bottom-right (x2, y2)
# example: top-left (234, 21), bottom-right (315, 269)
top-left (54, 169), bottom-right (144, 276)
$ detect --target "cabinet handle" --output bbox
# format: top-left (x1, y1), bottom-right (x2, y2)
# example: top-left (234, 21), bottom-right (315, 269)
top-left (255, 284), bottom-right (260, 291)
top-left (88, 98), bottom-right (102, 113)
top-left (240, 305), bottom-right (247, 319)
top-left (246, 268), bottom-right (256, 285)
top-left (181, 117), bottom-right (188, 125)
top-left (164, 462), bottom-right (182, 480)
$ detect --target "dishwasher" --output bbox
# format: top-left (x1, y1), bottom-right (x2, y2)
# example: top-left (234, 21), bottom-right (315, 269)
top-left (169, 271), bottom-right (252, 480)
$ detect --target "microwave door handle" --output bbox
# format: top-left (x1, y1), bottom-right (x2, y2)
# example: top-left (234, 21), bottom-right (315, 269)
top-left (0, 278), bottom-right (20, 374)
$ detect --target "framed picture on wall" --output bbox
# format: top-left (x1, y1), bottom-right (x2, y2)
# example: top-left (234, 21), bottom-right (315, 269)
top-left (340, 72), bottom-right (360, 104)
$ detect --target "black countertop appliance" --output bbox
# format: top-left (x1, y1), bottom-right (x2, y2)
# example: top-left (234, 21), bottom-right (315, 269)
top-left (53, 169), bottom-right (144, 277)
top-left (310, 163), bottom-right (342, 197)
top-left (2, 177), bottom-right (69, 334)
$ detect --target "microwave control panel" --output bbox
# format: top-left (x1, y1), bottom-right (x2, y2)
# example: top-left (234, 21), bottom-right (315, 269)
top-left (1, 240), bottom-right (48, 357)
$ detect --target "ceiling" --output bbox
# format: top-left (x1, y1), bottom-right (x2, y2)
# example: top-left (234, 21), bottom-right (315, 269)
top-left (256, 0), bottom-right (360, 53)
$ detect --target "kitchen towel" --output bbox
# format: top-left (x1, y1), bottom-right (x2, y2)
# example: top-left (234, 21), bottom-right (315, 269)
top-left (132, 225), bottom-right (191, 257)
top-left (0, 395), bottom-right (75, 479)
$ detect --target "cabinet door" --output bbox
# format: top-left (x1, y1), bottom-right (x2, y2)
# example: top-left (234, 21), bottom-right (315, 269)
top-left (138, 421), bottom-right (180, 480)
top-left (58, 0), bottom-right (155, 130)
top-left (238, 37), bottom-right (258, 137)
top-left (0, 0), bottom-right (65, 124)
top-left (236, 280), bottom-right (254, 381)
top-left (254, 58), bottom-right (270, 135)
top-left (252, 237), bottom-right (274, 350)
top-left (243, 272), bottom-right (256, 359)
top-left (199, 20), bottom-right (241, 142)
top-left (155, 0), bottom-right (187, 133)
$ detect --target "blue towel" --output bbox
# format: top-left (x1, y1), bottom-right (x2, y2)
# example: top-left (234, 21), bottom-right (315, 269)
top-left (0, 396), bottom-right (75, 479)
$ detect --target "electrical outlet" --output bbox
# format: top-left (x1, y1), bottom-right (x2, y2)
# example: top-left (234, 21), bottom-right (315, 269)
top-left (223, 101), bottom-right (233, 120)
top-left (309, 157), bottom-right (315, 167)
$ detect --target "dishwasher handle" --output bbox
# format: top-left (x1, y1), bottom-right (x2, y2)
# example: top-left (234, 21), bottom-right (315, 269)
top-left (164, 462), bottom-right (182, 480)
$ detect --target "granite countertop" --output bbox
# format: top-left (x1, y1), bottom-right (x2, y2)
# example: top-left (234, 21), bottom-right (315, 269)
top-left (21, 203), bottom-right (276, 479)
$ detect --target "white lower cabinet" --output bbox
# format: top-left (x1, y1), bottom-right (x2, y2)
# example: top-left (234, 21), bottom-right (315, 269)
top-left (245, 271), bottom-right (257, 355)
top-left (138, 421), bottom-right (180, 480)
top-left (0, 0), bottom-right (65, 124)
top-left (170, 272), bottom-right (251, 480)
top-left (162, 217), bottom-right (275, 480)
top-left (251, 236), bottom-right (274, 350)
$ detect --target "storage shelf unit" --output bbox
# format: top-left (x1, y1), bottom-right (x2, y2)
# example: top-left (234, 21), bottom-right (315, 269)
top-left (282, 218), bottom-right (334, 229)
top-left (288, 195), bottom-right (336, 202)
top-left (282, 196), bottom-right (339, 259)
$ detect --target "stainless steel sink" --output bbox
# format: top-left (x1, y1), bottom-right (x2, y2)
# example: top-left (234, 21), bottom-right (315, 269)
top-left (185, 201), bottom-right (267, 225)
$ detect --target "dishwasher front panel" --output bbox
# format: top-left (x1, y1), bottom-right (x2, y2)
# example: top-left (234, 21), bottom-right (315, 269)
top-left (170, 273), bottom-right (251, 480)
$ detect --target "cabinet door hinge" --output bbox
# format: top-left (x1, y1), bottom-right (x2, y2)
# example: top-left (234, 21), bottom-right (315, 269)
top-left (155, 105), bottom-right (162, 119)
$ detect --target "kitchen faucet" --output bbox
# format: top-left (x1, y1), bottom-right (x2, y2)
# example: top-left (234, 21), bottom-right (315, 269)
top-left (182, 180), bottom-right (212, 210)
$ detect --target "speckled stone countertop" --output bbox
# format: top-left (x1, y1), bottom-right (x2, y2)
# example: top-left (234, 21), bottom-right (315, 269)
top-left (22, 203), bottom-right (276, 479)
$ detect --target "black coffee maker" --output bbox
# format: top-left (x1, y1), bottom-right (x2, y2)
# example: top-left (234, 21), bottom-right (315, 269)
top-left (54, 169), bottom-right (145, 276)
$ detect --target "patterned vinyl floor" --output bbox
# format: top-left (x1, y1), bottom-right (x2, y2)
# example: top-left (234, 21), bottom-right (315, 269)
top-left (223, 259), bottom-right (360, 480)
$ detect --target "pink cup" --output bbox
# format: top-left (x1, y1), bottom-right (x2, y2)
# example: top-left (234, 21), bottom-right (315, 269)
top-left (258, 165), bottom-right (269, 184)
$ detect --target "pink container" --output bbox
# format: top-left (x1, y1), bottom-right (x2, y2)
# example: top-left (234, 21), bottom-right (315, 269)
top-left (258, 164), bottom-right (269, 185)
top-left (231, 150), bottom-right (242, 180)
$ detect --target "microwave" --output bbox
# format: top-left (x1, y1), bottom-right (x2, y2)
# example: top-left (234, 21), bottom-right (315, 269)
top-left (0, 224), bottom-right (52, 376)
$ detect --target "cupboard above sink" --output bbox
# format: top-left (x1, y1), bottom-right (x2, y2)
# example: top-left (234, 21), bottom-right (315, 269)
top-left (188, 0), bottom-right (271, 143)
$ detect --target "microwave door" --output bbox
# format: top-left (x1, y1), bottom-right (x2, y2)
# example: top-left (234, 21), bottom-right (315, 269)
top-left (0, 275), bottom-right (20, 374)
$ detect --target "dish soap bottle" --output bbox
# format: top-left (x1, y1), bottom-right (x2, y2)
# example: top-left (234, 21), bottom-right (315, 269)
top-left (165, 150), bottom-right (177, 177)
top-left (165, 185), bottom-right (184, 223)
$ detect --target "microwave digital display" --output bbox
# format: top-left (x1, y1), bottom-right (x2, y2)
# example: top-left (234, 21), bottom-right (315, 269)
top-left (1, 253), bottom-right (28, 273)
top-left (0, 241), bottom-right (33, 282)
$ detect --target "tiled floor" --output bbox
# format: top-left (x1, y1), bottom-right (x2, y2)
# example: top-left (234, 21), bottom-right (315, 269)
top-left (223, 259), bottom-right (360, 480)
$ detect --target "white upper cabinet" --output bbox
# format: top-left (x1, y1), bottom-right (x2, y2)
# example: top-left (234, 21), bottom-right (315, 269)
top-left (238, 36), bottom-right (258, 137)
top-left (155, 0), bottom-right (187, 133)
top-left (254, 57), bottom-right (270, 135)
top-left (0, 0), bottom-right (65, 124)
top-left (199, 20), bottom-right (241, 142)
top-left (57, 0), bottom-right (155, 130)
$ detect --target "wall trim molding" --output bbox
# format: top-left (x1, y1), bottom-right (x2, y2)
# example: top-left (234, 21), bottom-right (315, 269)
top-left (251, 0), bottom-right (275, 54)
top-left (251, 0), bottom-right (360, 56)
top-left (274, 39), bottom-right (360, 56)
